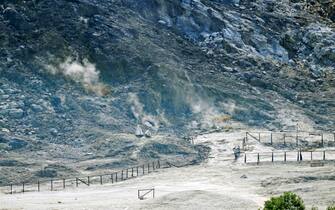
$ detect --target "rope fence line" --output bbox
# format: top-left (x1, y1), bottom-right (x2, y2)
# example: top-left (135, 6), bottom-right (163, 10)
top-left (243, 150), bottom-right (335, 164)
top-left (4, 160), bottom-right (167, 195)
top-left (245, 131), bottom-right (335, 147)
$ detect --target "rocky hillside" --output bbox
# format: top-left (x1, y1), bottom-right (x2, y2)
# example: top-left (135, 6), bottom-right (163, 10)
top-left (0, 0), bottom-right (334, 182)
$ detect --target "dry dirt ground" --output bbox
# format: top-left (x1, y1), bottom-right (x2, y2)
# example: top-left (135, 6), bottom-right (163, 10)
top-left (1, 131), bottom-right (335, 210)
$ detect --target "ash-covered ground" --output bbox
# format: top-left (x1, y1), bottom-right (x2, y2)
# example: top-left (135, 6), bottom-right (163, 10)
top-left (1, 130), bottom-right (335, 210)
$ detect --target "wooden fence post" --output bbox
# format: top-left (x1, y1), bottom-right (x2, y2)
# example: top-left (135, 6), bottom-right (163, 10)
top-left (100, 175), bottom-right (103, 185)
top-left (323, 151), bottom-right (326, 161)
top-left (116, 172), bottom-right (118, 182)
top-left (246, 132), bottom-right (248, 142)
top-left (153, 162), bottom-right (155, 171)
top-left (63, 179), bottom-right (66, 189)
top-left (321, 134), bottom-right (324, 147)
top-left (121, 170), bottom-right (124, 180)
top-left (10, 184), bottom-right (13, 194)
top-left (142, 165), bottom-right (145, 175)
top-left (137, 166), bottom-right (139, 176)
top-left (126, 169), bottom-right (129, 179)
top-left (148, 163), bottom-right (150, 173)
top-left (111, 173), bottom-right (114, 183)
top-left (257, 153), bottom-right (260, 165)
top-left (297, 151), bottom-right (300, 162)
top-left (272, 152), bottom-right (274, 162)
top-left (22, 182), bottom-right (25, 193)
top-left (157, 160), bottom-right (160, 169)
top-left (310, 151), bottom-right (313, 161)
top-left (258, 133), bottom-right (261, 142)
top-left (50, 180), bottom-right (53, 191)
top-left (284, 152), bottom-right (286, 162)
top-left (244, 153), bottom-right (247, 163)
top-left (38, 181), bottom-right (40, 192)
top-left (132, 168), bottom-right (134, 177)
top-left (76, 178), bottom-right (78, 187)
top-left (87, 176), bottom-right (90, 186)
top-left (270, 133), bottom-right (273, 145)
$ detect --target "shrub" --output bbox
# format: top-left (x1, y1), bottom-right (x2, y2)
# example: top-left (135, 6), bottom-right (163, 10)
top-left (327, 205), bottom-right (335, 210)
top-left (263, 192), bottom-right (305, 210)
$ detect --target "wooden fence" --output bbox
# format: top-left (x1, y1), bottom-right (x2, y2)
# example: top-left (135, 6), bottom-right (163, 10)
top-left (138, 188), bottom-right (155, 200)
top-left (5, 160), bottom-right (164, 194)
top-left (245, 131), bottom-right (335, 147)
top-left (243, 150), bottom-right (335, 164)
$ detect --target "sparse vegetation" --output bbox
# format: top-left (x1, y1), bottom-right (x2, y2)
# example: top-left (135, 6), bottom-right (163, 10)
top-left (263, 192), bottom-right (305, 210)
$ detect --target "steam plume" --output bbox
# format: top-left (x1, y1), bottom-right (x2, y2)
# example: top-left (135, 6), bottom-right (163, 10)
top-left (46, 58), bottom-right (109, 96)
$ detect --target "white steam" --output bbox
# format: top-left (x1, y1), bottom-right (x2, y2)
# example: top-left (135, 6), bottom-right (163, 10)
top-left (46, 58), bottom-right (109, 96)
top-left (128, 93), bottom-right (169, 131)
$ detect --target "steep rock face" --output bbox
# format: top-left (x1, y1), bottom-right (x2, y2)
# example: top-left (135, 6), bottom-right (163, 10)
top-left (0, 0), bottom-right (334, 181)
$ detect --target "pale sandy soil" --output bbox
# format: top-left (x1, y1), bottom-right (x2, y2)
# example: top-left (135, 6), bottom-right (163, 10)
top-left (1, 131), bottom-right (335, 210)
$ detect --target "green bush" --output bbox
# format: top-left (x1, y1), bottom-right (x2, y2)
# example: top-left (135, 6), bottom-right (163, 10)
top-left (327, 205), bottom-right (335, 210)
top-left (263, 192), bottom-right (305, 210)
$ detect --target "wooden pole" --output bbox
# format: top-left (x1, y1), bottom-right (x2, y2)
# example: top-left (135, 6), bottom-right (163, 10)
top-left (121, 170), bottom-right (124, 180)
top-left (153, 162), bottom-right (155, 171)
top-left (132, 168), bottom-right (134, 177)
top-left (244, 153), bottom-right (247, 163)
top-left (116, 172), bottom-right (118, 182)
top-left (157, 160), bottom-right (160, 169)
top-left (76, 178), bottom-right (78, 187)
top-left (137, 166), bottom-right (139, 176)
top-left (126, 169), bottom-right (128, 179)
top-left (311, 151), bottom-right (313, 161)
top-left (148, 163), bottom-right (150, 173)
top-left (257, 153), bottom-right (260, 165)
top-left (323, 151), bottom-right (326, 161)
top-left (270, 133), bottom-right (273, 145)
top-left (87, 176), bottom-right (90, 186)
top-left (63, 179), bottom-right (66, 189)
top-left (246, 132), bottom-right (248, 142)
top-left (22, 182), bottom-right (25, 193)
top-left (111, 173), bottom-right (114, 183)
top-left (100, 175), bottom-right (103, 185)
top-left (38, 181), bottom-right (40, 192)
top-left (321, 134), bottom-right (324, 147)
top-left (142, 165), bottom-right (145, 175)
top-left (272, 152), bottom-right (274, 162)
top-left (284, 152), bottom-right (286, 162)
top-left (10, 184), bottom-right (13, 194)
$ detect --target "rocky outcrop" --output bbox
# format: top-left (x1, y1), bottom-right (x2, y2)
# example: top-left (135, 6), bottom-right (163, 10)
top-left (0, 0), bottom-right (334, 182)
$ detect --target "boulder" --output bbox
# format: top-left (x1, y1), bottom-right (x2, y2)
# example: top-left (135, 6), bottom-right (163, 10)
top-left (7, 108), bottom-right (24, 119)
top-left (31, 104), bottom-right (44, 112)
top-left (8, 138), bottom-right (28, 150)
top-left (3, 7), bottom-right (30, 31)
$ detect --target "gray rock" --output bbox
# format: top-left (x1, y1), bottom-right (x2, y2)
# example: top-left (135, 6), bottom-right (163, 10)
top-left (7, 108), bottom-right (24, 119)
top-left (31, 104), bottom-right (44, 112)
top-left (50, 128), bottom-right (58, 136)
top-left (9, 138), bottom-right (28, 150)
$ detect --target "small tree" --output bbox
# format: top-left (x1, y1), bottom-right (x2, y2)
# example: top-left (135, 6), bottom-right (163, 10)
top-left (263, 192), bottom-right (305, 210)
